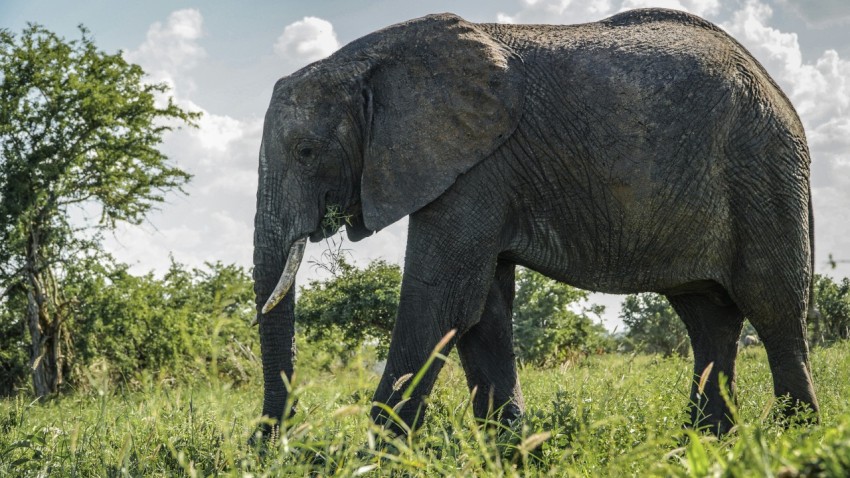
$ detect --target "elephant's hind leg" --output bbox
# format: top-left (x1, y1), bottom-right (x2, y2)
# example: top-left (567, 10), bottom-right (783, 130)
top-left (457, 260), bottom-right (525, 424)
top-left (667, 289), bottom-right (744, 434)
top-left (734, 281), bottom-right (819, 423)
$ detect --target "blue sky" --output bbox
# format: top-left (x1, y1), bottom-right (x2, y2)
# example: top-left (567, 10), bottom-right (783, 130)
top-left (3, 0), bottom-right (850, 328)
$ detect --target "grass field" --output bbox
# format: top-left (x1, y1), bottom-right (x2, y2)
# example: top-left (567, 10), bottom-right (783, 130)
top-left (2, 341), bottom-right (850, 477)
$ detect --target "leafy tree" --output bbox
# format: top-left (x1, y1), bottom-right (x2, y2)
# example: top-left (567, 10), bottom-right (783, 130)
top-left (620, 293), bottom-right (689, 357)
top-left (0, 25), bottom-right (198, 395)
top-left (296, 259), bottom-right (401, 361)
top-left (812, 274), bottom-right (850, 343)
top-left (512, 267), bottom-right (609, 366)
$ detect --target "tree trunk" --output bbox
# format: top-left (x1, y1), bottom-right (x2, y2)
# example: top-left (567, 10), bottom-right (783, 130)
top-left (26, 232), bottom-right (65, 397)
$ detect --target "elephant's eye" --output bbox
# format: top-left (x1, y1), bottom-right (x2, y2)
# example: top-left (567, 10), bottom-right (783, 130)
top-left (293, 140), bottom-right (323, 162)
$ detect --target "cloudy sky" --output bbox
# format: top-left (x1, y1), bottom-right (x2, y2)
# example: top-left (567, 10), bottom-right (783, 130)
top-left (3, 0), bottom-right (849, 328)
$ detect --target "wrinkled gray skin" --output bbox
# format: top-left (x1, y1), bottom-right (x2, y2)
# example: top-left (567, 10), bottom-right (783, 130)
top-left (254, 9), bottom-right (819, 436)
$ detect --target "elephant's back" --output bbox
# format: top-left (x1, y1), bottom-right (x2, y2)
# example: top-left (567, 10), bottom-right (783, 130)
top-left (483, 9), bottom-right (799, 133)
top-left (484, 8), bottom-right (807, 176)
top-left (482, 8), bottom-right (729, 52)
top-left (600, 8), bottom-right (724, 32)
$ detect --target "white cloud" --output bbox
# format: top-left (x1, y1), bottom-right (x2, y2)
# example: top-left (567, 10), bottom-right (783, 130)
top-left (620, 0), bottom-right (719, 16)
top-left (124, 9), bottom-right (206, 93)
top-left (188, 101), bottom-right (250, 154)
top-left (497, 0), bottom-right (614, 24)
top-left (274, 17), bottom-right (340, 64)
top-left (102, 117), bottom-right (261, 276)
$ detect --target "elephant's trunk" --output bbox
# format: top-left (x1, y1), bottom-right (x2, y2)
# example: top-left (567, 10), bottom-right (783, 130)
top-left (253, 138), bottom-right (298, 428)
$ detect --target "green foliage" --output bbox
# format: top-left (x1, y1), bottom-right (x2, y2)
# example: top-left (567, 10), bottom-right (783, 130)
top-left (0, 291), bottom-right (28, 396)
top-left (0, 256), bottom-right (259, 395)
top-left (0, 23), bottom-right (197, 267)
top-left (0, 23), bottom-right (198, 394)
top-left (621, 293), bottom-right (690, 357)
top-left (69, 257), bottom-right (258, 389)
top-left (297, 258), bottom-right (401, 362)
top-left (297, 262), bottom-right (610, 367)
top-left (2, 340), bottom-right (850, 476)
top-left (813, 274), bottom-right (850, 343)
top-left (512, 267), bottom-right (609, 366)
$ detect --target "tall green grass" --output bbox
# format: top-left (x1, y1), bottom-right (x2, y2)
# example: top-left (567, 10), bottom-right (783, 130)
top-left (2, 341), bottom-right (850, 476)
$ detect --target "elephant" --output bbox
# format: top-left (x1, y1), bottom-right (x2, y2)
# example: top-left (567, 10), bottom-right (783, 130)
top-left (741, 334), bottom-right (762, 347)
top-left (253, 8), bottom-right (819, 436)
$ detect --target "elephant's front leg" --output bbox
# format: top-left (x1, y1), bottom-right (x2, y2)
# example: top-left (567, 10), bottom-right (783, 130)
top-left (457, 260), bottom-right (524, 424)
top-left (370, 210), bottom-right (501, 434)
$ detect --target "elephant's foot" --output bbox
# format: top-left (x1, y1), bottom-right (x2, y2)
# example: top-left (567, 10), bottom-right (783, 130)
top-left (687, 399), bottom-right (735, 436)
top-left (469, 389), bottom-right (524, 427)
top-left (369, 397), bottom-right (428, 437)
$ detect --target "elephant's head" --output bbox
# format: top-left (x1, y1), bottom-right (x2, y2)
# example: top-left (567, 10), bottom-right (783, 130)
top-left (252, 13), bottom-right (525, 427)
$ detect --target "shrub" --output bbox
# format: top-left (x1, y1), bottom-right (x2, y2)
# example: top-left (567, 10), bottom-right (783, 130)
top-left (296, 258), bottom-right (401, 363)
top-left (0, 256), bottom-right (260, 395)
top-left (512, 267), bottom-right (610, 366)
top-left (620, 293), bottom-right (689, 357)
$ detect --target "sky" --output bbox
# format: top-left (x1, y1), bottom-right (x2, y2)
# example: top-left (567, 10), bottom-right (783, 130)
top-left (2, 0), bottom-right (849, 330)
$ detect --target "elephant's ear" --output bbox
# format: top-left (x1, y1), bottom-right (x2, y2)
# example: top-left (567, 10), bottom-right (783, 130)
top-left (359, 14), bottom-right (525, 231)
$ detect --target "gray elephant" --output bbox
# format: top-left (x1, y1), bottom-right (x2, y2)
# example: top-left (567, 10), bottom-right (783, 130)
top-left (254, 8), bottom-right (818, 436)
top-left (742, 334), bottom-right (762, 347)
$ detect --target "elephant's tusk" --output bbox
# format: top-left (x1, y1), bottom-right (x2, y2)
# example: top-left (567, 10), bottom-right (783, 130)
top-left (262, 237), bottom-right (307, 315)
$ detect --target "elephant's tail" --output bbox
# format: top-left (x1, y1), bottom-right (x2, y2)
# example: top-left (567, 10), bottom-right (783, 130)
top-left (806, 186), bottom-right (821, 324)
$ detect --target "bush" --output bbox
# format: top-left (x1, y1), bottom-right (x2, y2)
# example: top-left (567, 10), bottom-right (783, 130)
top-left (813, 274), bottom-right (850, 343)
top-left (0, 256), bottom-right (260, 395)
top-left (0, 290), bottom-right (28, 396)
top-left (512, 267), bottom-right (610, 366)
top-left (67, 257), bottom-right (259, 388)
top-left (296, 258), bottom-right (401, 363)
top-left (620, 293), bottom-right (689, 357)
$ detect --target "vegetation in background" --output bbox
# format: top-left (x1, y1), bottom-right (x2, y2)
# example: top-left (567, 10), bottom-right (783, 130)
top-left (297, 260), bottom-right (612, 367)
top-left (297, 258), bottom-right (401, 363)
top-left (0, 24), bottom-right (198, 396)
top-left (813, 274), bottom-right (850, 344)
top-left (0, 256), bottom-right (259, 396)
top-left (512, 267), bottom-right (610, 365)
top-left (620, 293), bottom-right (690, 357)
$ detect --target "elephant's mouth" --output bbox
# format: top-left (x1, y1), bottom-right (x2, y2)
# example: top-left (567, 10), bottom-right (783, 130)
top-left (310, 199), bottom-right (351, 242)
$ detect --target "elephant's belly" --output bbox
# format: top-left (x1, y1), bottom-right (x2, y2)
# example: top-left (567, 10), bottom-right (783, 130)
top-left (505, 202), bottom-right (731, 295)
